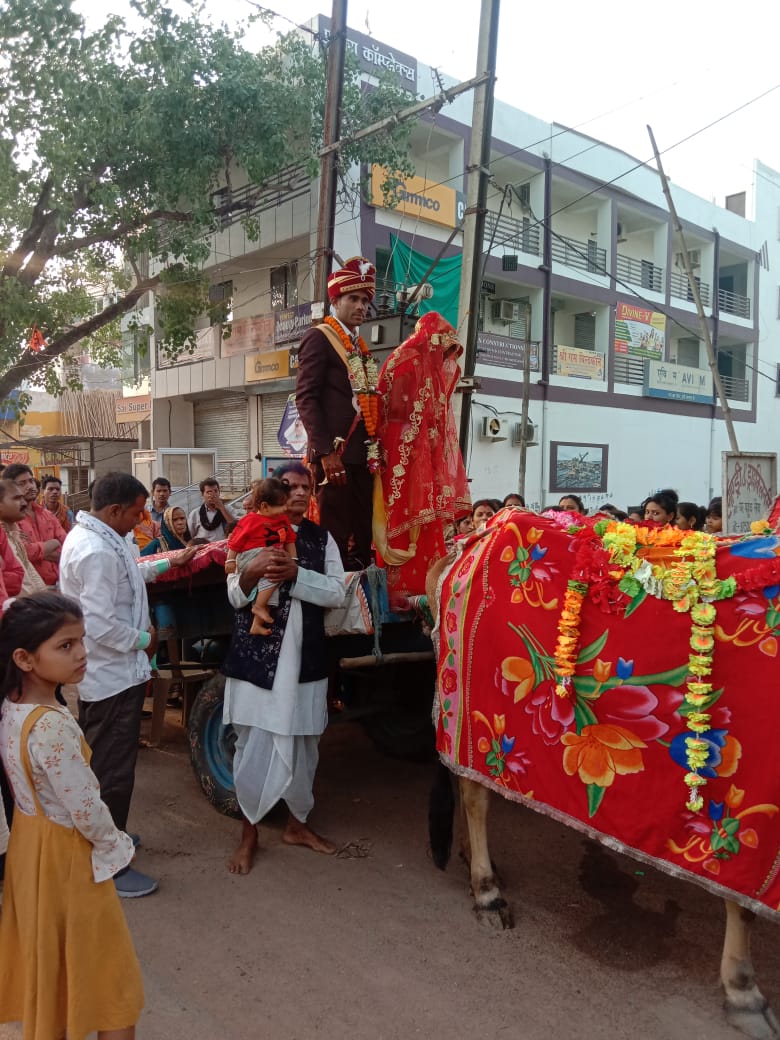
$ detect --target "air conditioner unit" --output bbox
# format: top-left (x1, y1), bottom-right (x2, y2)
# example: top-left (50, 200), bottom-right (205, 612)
top-left (511, 420), bottom-right (538, 446)
top-left (491, 300), bottom-right (521, 323)
top-left (674, 248), bottom-right (701, 269)
top-left (479, 416), bottom-right (509, 442)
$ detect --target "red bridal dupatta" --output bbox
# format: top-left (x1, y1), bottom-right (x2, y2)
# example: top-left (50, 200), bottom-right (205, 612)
top-left (373, 312), bottom-right (471, 602)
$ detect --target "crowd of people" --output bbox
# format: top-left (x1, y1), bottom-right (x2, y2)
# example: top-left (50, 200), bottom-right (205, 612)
top-left (0, 255), bottom-right (735, 1039)
top-left (452, 489), bottom-right (723, 535)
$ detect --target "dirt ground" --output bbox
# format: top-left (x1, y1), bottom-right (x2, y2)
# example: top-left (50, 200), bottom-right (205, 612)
top-left (2, 705), bottom-right (780, 1040)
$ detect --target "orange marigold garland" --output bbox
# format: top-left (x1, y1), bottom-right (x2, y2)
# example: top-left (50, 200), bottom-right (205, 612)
top-left (556, 519), bottom-right (743, 813)
top-left (323, 315), bottom-right (381, 473)
top-left (554, 580), bottom-right (587, 697)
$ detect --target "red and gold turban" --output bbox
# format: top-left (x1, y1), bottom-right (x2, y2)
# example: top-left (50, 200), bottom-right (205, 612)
top-left (327, 256), bottom-right (376, 302)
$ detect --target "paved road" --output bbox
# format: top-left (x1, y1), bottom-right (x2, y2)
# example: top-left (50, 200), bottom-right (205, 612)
top-left (2, 711), bottom-right (778, 1039)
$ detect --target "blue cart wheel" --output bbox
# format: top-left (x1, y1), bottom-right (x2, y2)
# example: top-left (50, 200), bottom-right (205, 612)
top-left (187, 674), bottom-right (241, 819)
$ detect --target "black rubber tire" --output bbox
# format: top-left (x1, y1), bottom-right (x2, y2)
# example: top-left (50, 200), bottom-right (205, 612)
top-left (360, 662), bottom-right (436, 762)
top-left (187, 673), bottom-right (241, 819)
top-left (362, 707), bottom-right (436, 761)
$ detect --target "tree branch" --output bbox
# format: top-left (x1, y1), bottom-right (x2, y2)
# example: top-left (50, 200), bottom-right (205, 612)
top-left (0, 275), bottom-right (161, 401)
top-left (1, 177), bottom-right (55, 281)
top-left (53, 210), bottom-right (194, 257)
top-left (16, 216), bottom-right (60, 287)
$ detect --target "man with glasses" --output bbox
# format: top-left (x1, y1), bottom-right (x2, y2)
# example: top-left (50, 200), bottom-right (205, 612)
top-left (221, 461), bottom-right (345, 875)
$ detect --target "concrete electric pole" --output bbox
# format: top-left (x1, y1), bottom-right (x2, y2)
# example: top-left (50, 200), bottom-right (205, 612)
top-left (457, 0), bottom-right (501, 459)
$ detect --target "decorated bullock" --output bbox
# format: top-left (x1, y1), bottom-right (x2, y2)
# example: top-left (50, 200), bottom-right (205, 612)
top-left (430, 504), bottom-right (780, 1038)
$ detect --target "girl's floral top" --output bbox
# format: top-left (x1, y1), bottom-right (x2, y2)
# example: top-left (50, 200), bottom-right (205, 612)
top-left (0, 701), bottom-right (134, 882)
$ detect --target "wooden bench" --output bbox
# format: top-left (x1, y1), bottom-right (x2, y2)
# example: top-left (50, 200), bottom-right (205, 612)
top-left (148, 665), bottom-right (215, 746)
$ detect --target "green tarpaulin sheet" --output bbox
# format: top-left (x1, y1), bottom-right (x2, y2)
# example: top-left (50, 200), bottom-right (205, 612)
top-left (389, 235), bottom-right (461, 328)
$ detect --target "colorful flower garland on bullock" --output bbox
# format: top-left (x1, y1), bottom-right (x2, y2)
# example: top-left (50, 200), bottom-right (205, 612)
top-left (552, 518), bottom-right (780, 814)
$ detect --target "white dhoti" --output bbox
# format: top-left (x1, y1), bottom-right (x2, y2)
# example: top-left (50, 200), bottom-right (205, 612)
top-left (222, 532), bottom-right (344, 826)
top-left (232, 727), bottom-right (319, 824)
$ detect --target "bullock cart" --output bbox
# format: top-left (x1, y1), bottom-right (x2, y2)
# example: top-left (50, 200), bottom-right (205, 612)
top-left (429, 505), bottom-right (780, 1038)
top-left (144, 545), bottom-right (436, 817)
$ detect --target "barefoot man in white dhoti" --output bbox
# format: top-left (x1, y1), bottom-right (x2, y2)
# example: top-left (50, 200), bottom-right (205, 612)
top-left (222, 461), bottom-right (345, 874)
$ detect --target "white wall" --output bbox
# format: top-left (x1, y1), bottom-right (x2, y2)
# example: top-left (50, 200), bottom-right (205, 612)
top-left (465, 394), bottom-right (724, 513)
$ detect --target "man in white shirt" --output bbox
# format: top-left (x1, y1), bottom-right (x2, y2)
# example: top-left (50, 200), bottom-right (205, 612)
top-left (187, 477), bottom-right (232, 542)
top-left (222, 461), bottom-right (345, 875)
top-left (60, 472), bottom-right (195, 897)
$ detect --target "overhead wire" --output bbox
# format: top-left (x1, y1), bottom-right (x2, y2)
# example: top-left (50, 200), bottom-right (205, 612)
top-left (11, 63), bottom-right (778, 408)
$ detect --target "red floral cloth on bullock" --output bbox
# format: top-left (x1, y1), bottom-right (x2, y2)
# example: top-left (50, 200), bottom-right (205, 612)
top-left (436, 507), bottom-right (780, 916)
top-left (373, 312), bottom-right (470, 603)
top-left (139, 540), bottom-right (227, 582)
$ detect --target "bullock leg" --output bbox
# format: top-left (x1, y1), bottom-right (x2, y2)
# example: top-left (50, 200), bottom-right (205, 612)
top-left (722, 899), bottom-right (779, 1039)
top-left (460, 778), bottom-right (514, 929)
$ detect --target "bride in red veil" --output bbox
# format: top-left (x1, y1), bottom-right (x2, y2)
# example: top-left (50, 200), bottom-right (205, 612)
top-left (373, 311), bottom-right (471, 604)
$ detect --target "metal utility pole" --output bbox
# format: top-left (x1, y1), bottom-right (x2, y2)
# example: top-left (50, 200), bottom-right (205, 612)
top-left (457, 0), bottom-right (501, 458)
top-left (517, 304), bottom-right (532, 497)
top-left (314, 0), bottom-right (347, 304)
top-left (647, 125), bottom-right (739, 453)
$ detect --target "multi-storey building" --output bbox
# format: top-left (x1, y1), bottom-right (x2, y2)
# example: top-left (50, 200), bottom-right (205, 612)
top-left (142, 19), bottom-right (777, 514)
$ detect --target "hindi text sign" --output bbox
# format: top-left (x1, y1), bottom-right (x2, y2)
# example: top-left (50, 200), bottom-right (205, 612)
top-left (556, 345), bottom-right (605, 380)
top-left (722, 452), bottom-right (777, 535)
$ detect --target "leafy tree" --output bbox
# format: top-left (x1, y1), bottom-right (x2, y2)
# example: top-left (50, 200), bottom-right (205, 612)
top-left (0, 0), bottom-right (415, 404)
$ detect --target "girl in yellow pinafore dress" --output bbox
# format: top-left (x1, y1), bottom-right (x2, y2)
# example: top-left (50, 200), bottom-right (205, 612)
top-left (0, 592), bottom-right (144, 1040)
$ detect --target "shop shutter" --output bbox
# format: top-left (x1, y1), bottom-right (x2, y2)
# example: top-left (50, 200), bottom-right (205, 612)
top-left (194, 393), bottom-right (249, 461)
top-left (574, 313), bottom-right (596, 350)
top-left (260, 390), bottom-right (293, 460)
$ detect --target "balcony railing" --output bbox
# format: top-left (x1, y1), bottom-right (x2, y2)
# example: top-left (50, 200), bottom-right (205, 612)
top-left (718, 288), bottom-right (751, 320)
top-left (613, 354), bottom-right (645, 386)
top-left (670, 271), bottom-right (711, 306)
top-left (613, 354), bottom-right (749, 403)
top-left (483, 211), bottom-right (541, 257)
top-left (551, 235), bottom-right (607, 275)
top-left (616, 253), bottom-right (663, 293)
top-left (720, 374), bottom-right (750, 402)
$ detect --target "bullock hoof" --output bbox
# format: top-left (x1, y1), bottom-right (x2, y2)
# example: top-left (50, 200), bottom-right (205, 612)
top-left (725, 998), bottom-right (780, 1040)
top-left (474, 897), bottom-right (515, 930)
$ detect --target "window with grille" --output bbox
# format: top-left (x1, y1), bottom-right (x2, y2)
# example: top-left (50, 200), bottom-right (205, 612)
top-left (677, 337), bottom-right (700, 367)
top-left (208, 280), bottom-right (233, 325)
top-left (270, 264), bottom-right (298, 310)
top-left (574, 313), bottom-right (596, 350)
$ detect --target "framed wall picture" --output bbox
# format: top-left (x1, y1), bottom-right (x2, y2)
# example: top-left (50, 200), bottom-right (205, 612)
top-left (549, 441), bottom-right (609, 494)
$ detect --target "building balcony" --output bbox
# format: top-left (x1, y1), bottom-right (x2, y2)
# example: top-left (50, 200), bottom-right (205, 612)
top-left (718, 287), bottom-right (751, 320)
top-left (719, 373), bottom-right (749, 401)
top-left (616, 253), bottom-right (663, 293)
top-left (613, 355), bottom-right (749, 404)
top-left (551, 235), bottom-right (606, 276)
top-left (483, 211), bottom-right (541, 258)
top-left (669, 271), bottom-right (711, 307)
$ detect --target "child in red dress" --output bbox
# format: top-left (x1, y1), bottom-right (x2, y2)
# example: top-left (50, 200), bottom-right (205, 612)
top-left (225, 478), bottom-right (297, 635)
